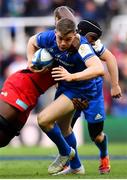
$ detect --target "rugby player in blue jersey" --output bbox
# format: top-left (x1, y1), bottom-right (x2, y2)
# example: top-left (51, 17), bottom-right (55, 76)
top-left (27, 18), bottom-right (106, 175)
top-left (51, 8), bottom-right (121, 175)
top-left (53, 19), bottom-right (121, 175)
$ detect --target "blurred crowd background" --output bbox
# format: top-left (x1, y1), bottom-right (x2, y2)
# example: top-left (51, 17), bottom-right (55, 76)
top-left (0, 0), bottom-right (127, 118)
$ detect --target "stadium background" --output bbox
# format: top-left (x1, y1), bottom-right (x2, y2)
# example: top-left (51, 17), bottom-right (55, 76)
top-left (0, 0), bottom-right (127, 147)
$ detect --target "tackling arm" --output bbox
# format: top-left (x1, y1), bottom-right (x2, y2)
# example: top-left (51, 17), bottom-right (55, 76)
top-left (52, 56), bottom-right (104, 82)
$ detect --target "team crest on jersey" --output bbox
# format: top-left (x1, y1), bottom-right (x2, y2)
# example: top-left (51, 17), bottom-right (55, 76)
top-left (78, 44), bottom-right (92, 58)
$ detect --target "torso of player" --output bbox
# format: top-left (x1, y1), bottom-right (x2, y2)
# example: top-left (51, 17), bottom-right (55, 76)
top-left (36, 30), bottom-right (103, 96)
top-left (16, 68), bottom-right (55, 94)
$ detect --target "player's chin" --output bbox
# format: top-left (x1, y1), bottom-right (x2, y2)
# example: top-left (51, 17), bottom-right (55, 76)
top-left (59, 46), bottom-right (67, 51)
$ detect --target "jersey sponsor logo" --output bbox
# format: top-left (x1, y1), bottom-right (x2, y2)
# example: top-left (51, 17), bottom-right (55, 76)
top-left (16, 99), bottom-right (28, 110)
top-left (95, 113), bottom-right (103, 120)
top-left (47, 48), bottom-right (74, 67)
top-left (55, 54), bottom-right (74, 67)
top-left (78, 44), bottom-right (93, 58)
top-left (0, 91), bottom-right (8, 97)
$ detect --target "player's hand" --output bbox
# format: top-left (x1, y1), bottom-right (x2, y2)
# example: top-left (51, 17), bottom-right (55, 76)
top-left (72, 98), bottom-right (89, 110)
top-left (51, 66), bottom-right (75, 82)
top-left (29, 64), bottom-right (48, 73)
top-left (111, 85), bottom-right (122, 98)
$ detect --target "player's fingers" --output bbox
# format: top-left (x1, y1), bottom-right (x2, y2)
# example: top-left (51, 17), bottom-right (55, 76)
top-left (112, 94), bottom-right (122, 98)
top-left (52, 74), bottom-right (63, 78)
top-left (112, 94), bottom-right (120, 98)
top-left (51, 70), bottom-right (64, 75)
top-left (75, 101), bottom-right (85, 109)
top-left (72, 99), bottom-right (82, 109)
top-left (52, 72), bottom-right (61, 76)
top-left (29, 66), bottom-right (42, 72)
top-left (53, 77), bottom-right (65, 81)
top-left (72, 98), bottom-right (88, 110)
top-left (72, 99), bottom-right (81, 109)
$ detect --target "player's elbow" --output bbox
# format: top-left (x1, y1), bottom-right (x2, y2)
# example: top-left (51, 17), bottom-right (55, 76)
top-left (99, 67), bottom-right (105, 76)
top-left (96, 65), bottom-right (105, 76)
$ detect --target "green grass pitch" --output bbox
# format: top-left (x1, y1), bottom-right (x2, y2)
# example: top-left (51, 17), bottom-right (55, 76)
top-left (0, 143), bottom-right (127, 179)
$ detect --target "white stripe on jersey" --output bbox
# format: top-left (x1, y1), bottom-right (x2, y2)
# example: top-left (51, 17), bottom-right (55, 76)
top-left (92, 39), bottom-right (104, 54)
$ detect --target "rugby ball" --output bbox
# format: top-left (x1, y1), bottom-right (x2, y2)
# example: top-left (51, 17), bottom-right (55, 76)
top-left (32, 48), bottom-right (53, 70)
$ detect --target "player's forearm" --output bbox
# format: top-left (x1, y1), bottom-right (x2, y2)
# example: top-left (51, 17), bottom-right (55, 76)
top-left (27, 35), bottom-right (39, 67)
top-left (100, 49), bottom-right (119, 87)
top-left (105, 55), bottom-right (119, 87)
top-left (72, 65), bottom-right (104, 81)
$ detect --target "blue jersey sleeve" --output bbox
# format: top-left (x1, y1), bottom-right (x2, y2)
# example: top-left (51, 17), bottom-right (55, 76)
top-left (36, 30), bottom-right (55, 48)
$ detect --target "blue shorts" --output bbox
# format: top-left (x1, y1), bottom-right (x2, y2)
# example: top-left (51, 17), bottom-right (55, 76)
top-left (55, 82), bottom-right (106, 123)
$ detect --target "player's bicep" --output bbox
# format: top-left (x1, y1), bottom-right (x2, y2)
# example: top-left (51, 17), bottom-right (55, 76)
top-left (85, 55), bottom-right (104, 69)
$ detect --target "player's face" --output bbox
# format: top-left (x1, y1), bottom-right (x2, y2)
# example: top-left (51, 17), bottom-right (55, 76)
top-left (56, 31), bottom-right (76, 51)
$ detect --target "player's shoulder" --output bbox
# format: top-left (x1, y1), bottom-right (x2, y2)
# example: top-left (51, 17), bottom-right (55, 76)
top-left (36, 30), bottom-right (55, 47)
top-left (78, 35), bottom-right (94, 58)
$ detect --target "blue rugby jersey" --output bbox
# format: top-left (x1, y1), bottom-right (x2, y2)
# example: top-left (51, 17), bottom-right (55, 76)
top-left (36, 30), bottom-right (103, 98)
